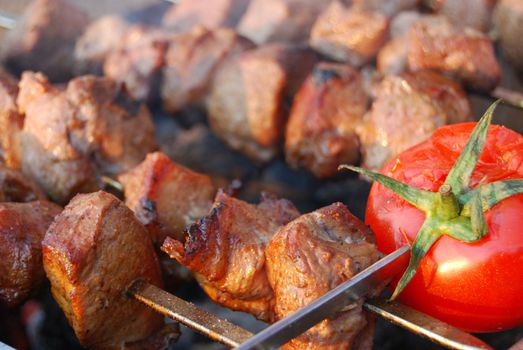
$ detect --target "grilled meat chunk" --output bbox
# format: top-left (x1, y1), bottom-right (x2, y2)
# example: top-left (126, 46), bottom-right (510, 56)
top-left (0, 201), bottom-right (61, 307)
top-left (0, 165), bottom-right (46, 203)
top-left (432, 0), bottom-right (495, 32)
top-left (285, 63), bottom-right (368, 178)
top-left (494, 0), bottom-right (523, 77)
top-left (357, 71), bottom-right (471, 171)
top-left (163, 0), bottom-right (251, 31)
top-left (161, 26), bottom-right (254, 113)
top-left (266, 203), bottom-right (381, 350)
top-left (119, 152), bottom-right (215, 244)
top-left (162, 190), bottom-right (300, 321)
top-left (43, 191), bottom-right (165, 349)
top-left (310, 1), bottom-right (389, 67)
top-left (0, 0), bottom-right (89, 82)
top-left (207, 44), bottom-right (317, 162)
top-left (0, 69), bottom-right (23, 168)
top-left (18, 72), bottom-right (156, 204)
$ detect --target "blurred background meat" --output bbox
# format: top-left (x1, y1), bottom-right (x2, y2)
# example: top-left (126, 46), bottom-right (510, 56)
top-left (0, 165), bottom-right (45, 202)
top-left (494, 0), bottom-right (523, 78)
top-left (0, 68), bottom-right (23, 168)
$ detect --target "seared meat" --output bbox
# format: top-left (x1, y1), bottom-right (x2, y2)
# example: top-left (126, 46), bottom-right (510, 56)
top-left (207, 44), bottom-right (317, 162)
top-left (119, 152), bottom-right (215, 244)
top-left (162, 190), bottom-right (300, 322)
top-left (163, 0), bottom-right (251, 31)
top-left (161, 26), bottom-right (254, 113)
top-left (0, 0), bottom-right (89, 82)
top-left (0, 164), bottom-right (46, 203)
top-left (352, 0), bottom-right (419, 17)
top-left (238, 0), bottom-right (330, 44)
top-left (0, 201), bottom-right (61, 307)
top-left (407, 15), bottom-right (500, 92)
top-left (285, 63), bottom-right (368, 178)
top-left (18, 72), bottom-right (156, 204)
top-left (43, 191), bottom-right (166, 349)
top-left (433, 0), bottom-right (495, 32)
top-left (310, 1), bottom-right (389, 67)
top-left (266, 203), bottom-right (381, 350)
top-left (357, 71), bottom-right (471, 171)
top-left (494, 0), bottom-right (523, 76)
top-left (104, 25), bottom-right (170, 103)
top-left (0, 69), bottom-right (23, 168)
top-left (74, 16), bottom-right (131, 76)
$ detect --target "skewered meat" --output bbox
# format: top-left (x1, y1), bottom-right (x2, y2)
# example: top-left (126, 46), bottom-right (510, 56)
top-left (0, 200), bottom-right (61, 308)
top-left (310, 1), bottom-right (389, 67)
top-left (285, 63), bottom-right (368, 178)
top-left (266, 203), bottom-right (381, 350)
top-left (118, 152), bottom-right (215, 244)
top-left (494, 0), bottom-right (523, 76)
top-left (352, 0), bottom-right (419, 17)
top-left (0, 69), bottom-right (23, 168)
top-left (18, 72), bottom-right (156, 204)
top-left (104, 25), bottom-right (170, 103)
top-left (162, 190), bottom-right (300, 322)
top-left (431, 0), bottom-right (495, 32)
top-left (238, 0), bottom-right (330, 44)
top-left (163, 0), bottom-right (251, 32)
top-left (207, 44), bottom-right (317, 162)
top-left (43, 191), bottom-right (169, 349)
top-left (357, 71), bottom-right (472, 171)
top-left (0, 165), bottom-right (46, 203)
top-left (161, 26), bottom-right (254, 113)
top-left (0, 0), bottom-right (89, 82)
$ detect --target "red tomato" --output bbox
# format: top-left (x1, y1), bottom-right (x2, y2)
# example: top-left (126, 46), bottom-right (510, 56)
top-left (366, 122), bottom-right (523, 332)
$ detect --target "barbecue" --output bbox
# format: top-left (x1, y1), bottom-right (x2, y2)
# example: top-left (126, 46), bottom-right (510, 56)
top-left (0, 0), bottom-right (522, 349)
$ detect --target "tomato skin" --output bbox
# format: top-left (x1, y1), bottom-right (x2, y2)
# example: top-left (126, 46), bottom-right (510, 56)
top-left (366, 122), bottom-right (523, 332)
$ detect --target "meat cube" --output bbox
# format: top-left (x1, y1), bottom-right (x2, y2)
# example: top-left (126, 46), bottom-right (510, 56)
top-left (42, 191), bottom-right (165, 349)
top-left (0, 69), bottom-right (23, 168)
top-left (285, 63), bottom-right (368, 178)
top-left (238, 0), bottom-right (330, 44)
top-left (310, 1), bottom-right (389, 67)
top-left (163, 0), bottom-right (251, 31)
top-left (74, 16), bottom-right (131, 76)
top-left (18, 72), bottom-right (156, 204)
top-left (162, 190), bottom-right (300, 321)
top-left (0, 201), bottom-right (61, 307)
top-left (0, 0), bottom-right (89, 82)
top-left (161, 26), bottom-right (254, 113)
top-left (357, 71), bottom-right (472, 171)
top-left (207, 44), bottom-right (317, 162)
top-left (266, 203), bottom-right (381, 350)
top-left (407, 16), bottom-right (501, 92)
top-left (0, 164), bottom-right (46, 203)
top-left (352, 0), bottom-right (419, 17)
top-left (494, 0), bottom-right (523, 76)
top-left (104, 25), bottom-right (170, 103)
top-left (118, 152), bottom-right (215, 244)
top-left (433, 0), bottom-right (495, 32)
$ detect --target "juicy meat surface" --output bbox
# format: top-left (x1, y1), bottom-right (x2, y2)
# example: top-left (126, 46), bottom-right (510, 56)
top-left (357, 71), bottom-right (471, 171)
top-left (266, 203), bottom-right (381, 350)
top-left (18, 72), bottom-right (156, 204)
top-left (161, 26), bottom-right (254, 113)
top-left (163, 0), bottom-right (251, 31)
top-left (162, 190), bottom-right (300, 321)
top-left (0, 69), bottom-right (23, 168)
top-left (119, 152), bottom-right (215, 244)
top-left (285, 62), bottom-right (368, 178)
top-left (0, 164), bottom-right (46, 203)
top-left (0, 0), bottom-right (89, 82)
top-left (42, 191), bottom-right (165, 349)
top-left (207, 44), bottom-right (317, 162)
top-left (0, 201), bottom-right (61, 307)
top-left (310, 1), bottom-right (389, 67)
top-left (494, 0), bottom-right (523, 76)
top-left (238, 0), bottom-right (330, 44)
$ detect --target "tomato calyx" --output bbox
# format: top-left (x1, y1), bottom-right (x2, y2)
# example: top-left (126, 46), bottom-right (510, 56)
top-left (340, 101), bottom-right (523, 300)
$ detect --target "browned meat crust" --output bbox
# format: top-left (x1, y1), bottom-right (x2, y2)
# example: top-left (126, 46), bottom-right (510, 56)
top-left (0, 201), bottom-right (61, 307)
top-left (119, 152), bottom-right (215, 244)
top-left (0, 164), bottom-right (46, 203)
top-left (494, 0), bottom-right (523, 77)
top-left (0, 0), bottom-right (89, 82)
top-left (0, 69), bottom-right (23, 169)
top-left (265, 203), bottom-right (381, 350)
top-left (310, 1), bottom-right (389, 67)
top-left (285, 62), bottom-right (368, 178)
top-left (42, 191), bottom-right (164, 349)
top-left (162, 190), bottom-right (300, 321)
